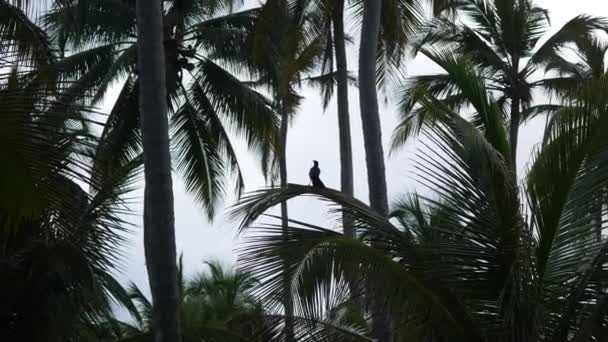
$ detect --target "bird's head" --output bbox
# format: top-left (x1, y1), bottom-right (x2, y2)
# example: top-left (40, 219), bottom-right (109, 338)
top-left (313, 160), bottom-right (319, 166)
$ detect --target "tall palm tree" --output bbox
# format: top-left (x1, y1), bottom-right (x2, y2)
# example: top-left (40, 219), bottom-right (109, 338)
top-left (357, 1), bottom-right (466, 334)
top-left (303, 0), bottom-right (355, 237)
top-left (134, 1), bottom-right (180, 341)
top-left (355, 0), bottom-right (453, 216)
top-left (232, 55), bottom-right (608, 341)
top-left (332, 0), bottom-right (354, 237)
top-left (356, 2), bottom-right (393, 339)
top-left (280, 2), bottom-right (446, 337)
top-left (247, 1), bottom-right (344, 336)
top-left (395, 0), bottom-right (608, 173)
top-left (287, 0), bottom-right (444, 238)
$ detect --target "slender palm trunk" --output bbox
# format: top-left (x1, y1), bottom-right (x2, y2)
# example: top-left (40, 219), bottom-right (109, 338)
top-left (509, 56), bottom-right (521, 176)
top-left (333, 0), bottom-right (363, 310)
top-left (279, 105), bottom-right (294, 341)
top-left (358, 0), bottom-right (392, 340)
top-left (135, 2), bottom-right (181, 342)
top-left (509, 96), bottom-right (520, 174)
top-left (333, 0), bottom-right (354, 238)
top-left (358, 0), bottom-right (389, 217)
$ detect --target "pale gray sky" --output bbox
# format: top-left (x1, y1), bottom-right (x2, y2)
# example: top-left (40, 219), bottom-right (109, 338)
top-left (111, 0), bottom-right (608, 304)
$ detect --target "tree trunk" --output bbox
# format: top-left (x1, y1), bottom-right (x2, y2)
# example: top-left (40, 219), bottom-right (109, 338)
top-left (333, 0), bottom-right (363, 312)
top-left (509, 55), bottom-right (521, 177)
top-left (358, 0), bottom-right (392, 340)
top-left (358, 0), bottom-right (389, 217)
top-left (279, 105), bottom-right (294, 341)
top-left (333, 0), bottom-right (355, 238)
top-left (509, 96), bottom-right (520, 175)
top-left (135, 2), bottom-right (181, 342)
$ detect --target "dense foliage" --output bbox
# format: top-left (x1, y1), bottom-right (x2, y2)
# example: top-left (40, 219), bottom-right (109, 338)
top-left (2, 0), bottom-right (608, 341)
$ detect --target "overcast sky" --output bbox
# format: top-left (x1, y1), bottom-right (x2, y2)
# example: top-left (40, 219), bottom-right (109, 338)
top-left (110, 0), bottom-right (608, 305)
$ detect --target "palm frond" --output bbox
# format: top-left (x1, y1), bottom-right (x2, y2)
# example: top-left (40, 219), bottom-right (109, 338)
top-left (304, 71), bottom-right (357, 110)
top-left (193, 58), bottom-right (279, 156)
top-left (43, 0), bottom-right (136, 49)
top-left (529, 15), bottom-right (608, 68)
top-left (237, 213), bottom-right (484, 341)
top-left (0, 0), bottom-right (55, 68)
top-left (91, 77), bottom-right (141, 192)
top-left (171, 99), bottom-right (226, 220)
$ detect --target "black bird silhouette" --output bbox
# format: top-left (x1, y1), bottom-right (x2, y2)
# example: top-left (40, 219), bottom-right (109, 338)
top-left (309, 160), bottom-right (325, 189)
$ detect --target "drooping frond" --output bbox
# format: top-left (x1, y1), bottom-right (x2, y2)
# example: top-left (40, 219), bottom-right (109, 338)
top-left (171, 98), bottom-right (226, 220)
top-left (529, 15), bottom-right (608, 68)
top-left (391, 48), bottom-right (510, 158)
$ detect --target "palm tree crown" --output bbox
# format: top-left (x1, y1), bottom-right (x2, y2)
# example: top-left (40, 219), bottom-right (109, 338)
top-left (42, 0), bottom-right (280, 218)
top-left (392, 0), bottom-right (608, 173)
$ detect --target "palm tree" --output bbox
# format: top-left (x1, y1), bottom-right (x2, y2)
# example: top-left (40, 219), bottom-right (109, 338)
top-left (332, 0), bottom-right (354, 237)
top-left (356, 1), bottom-right (394, 338)
top-left (1, 2), bottom-right (184, 339)
top-left (1, 14), bottom-right (142, 337)
top-left (134, 1), bottom-right (181, 342)
top-left (42, 0), bottom-right (279, 217)
top-left (278, 2), bottom-right (447, 337)
top-left (43, 2), bottom-right (277, 339)
top-left (302, 0), bottom-right (355, 237)
top-left (283, 0), bottom-right (445, 239)
top-left (247, 1), bottom-right (344, 335)
top-left (108, 258), bottom-right (264, 341)
top-left (395, 0), bottom-right (608, 173)
top-left (355, 0), bottom-right (440, 216)
top-left (231, 56), bottom-right (608, 341)
top-left (292, 0), bottom-right (436, 336)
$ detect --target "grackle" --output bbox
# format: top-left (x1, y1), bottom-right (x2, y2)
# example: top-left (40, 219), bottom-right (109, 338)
top-left (309, 160), bottom-right (325, 189)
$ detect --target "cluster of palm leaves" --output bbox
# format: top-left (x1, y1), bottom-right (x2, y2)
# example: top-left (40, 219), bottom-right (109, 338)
top-left (1, 1), bottom-right (143, 340)
top-left (93, 258), bottom-right (265, 341)
top-left (3, 0), bottom-right (608, 341)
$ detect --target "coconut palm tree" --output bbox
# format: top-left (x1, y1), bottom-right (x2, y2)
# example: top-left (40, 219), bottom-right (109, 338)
top-left (531, 33), bottom-right (608, 246)
top-left (393, 0), bottom-right (608, 174)
top-left (276, 2), bottom-right (449, 337)
top-left (231, 55), bottom-right (608, 341)
top-left (1, 3), bottom-right (187, 341)
top-left (1, 26), bottom-right (143, 341)
top-left (331, 0), bottom-right (354, 237)
top-left (355, 0), bottom-right (451, 219)
top-left (246, 1), bottom-right (350, 336)
top-left (43, 2), bottom-right (279, 339)
top-left (296, 0), bottom-right (356, 237)
top-left (356, 1), bottom-right (393, 337)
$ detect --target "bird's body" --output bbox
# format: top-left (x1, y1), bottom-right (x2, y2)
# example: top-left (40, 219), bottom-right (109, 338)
top-left (309, 160), bottom-right (325, 188)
